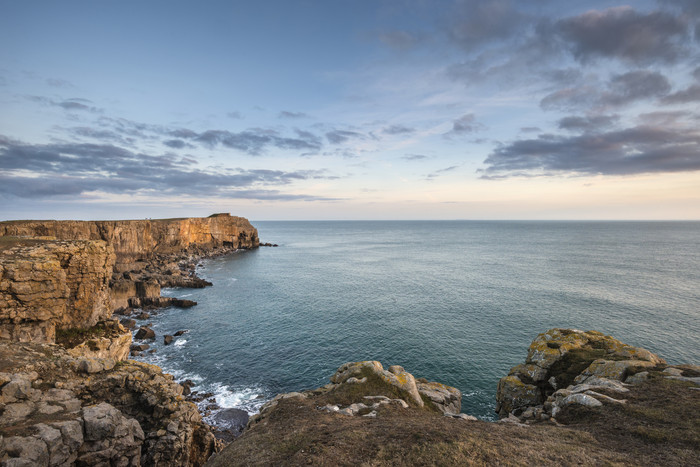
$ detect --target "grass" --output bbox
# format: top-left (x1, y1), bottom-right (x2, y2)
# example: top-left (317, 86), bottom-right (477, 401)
top-left (206, 370), bottom-right (699, 466)
top-left (55, 322), bottom-right (124, 349)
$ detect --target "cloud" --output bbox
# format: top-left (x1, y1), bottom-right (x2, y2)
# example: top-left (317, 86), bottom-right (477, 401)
top-left (662, 84), bottom-right (700, 104)
top-left (46, 78), bottom-right (75, 88)
top-left (520, 127), bottom-right (542, 133)
top-left (377, 30), bottom-right (423, 50)
top-left (226, 111), bottom-right (243, 119)
top-left (541, 71), bottom-right (672, 111)
top-left (448, 0), bottom-right (527, 51)
top-left (445, 114), bottom-right (483, 137)
top-left (25, 95), bottom-right (102, 113)
top-left (481, 124), bottom-right (700, 177)
top-left (383, 124), bottom-right (415, 135)
top-left (163, 139), bottom-right (189, 149)
top-left (558, 115), bottom-right (619, 132)
top-left (556, 6), bottom-right (690, 64)
top-left (325, 130), bottom-right (365, 144)
top-left (425, 165), bottom-right (459, 180)
top-left (0, 136), bottom-right (338, 200)
top-left (606, 70), bottom-right (671, 105)
top-left (278, 110), bottom-right (309, 119)
top-left (190, 128), bottom-right (322, 154)
top-left (402, 154), bottom-right (429, 161)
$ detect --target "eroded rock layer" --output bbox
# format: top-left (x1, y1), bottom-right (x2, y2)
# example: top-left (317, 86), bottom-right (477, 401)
top-left (0, 239), bottom-right (115, 342)
top-left (0, 213), bottom-right (259, 269)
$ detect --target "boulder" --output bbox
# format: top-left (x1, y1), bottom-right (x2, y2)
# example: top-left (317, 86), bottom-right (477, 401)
top-left (134, 326), bottom-right (155, 340)
top-left (164, 334), bottom-right (174, 345)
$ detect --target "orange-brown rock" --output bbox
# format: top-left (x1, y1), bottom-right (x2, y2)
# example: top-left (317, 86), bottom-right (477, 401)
top-left (0, 239), bottom-right (115, 342)
top-left (0, 213), bottom-right (259, 269)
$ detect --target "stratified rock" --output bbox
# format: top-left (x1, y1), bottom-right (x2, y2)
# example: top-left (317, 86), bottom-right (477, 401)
top-left (0, 214), bottom-right (259, 269)
top-left (0, 239), bottom-right (115, 343)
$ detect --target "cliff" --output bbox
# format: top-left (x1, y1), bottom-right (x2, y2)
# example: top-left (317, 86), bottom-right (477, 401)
top-left (0, 238), bottom-right (115, 343)
top-left (0, 213), bottom-right (259, 270)
top-left (207, 330), bottom-right (699, 467)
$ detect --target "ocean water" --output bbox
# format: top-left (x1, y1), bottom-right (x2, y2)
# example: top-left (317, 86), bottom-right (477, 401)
top-left (135, 221), bottom-right (700, 421)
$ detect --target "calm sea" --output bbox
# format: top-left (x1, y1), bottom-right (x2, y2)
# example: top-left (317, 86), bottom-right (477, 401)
top-left (136, 221), bottom-right (700, 421)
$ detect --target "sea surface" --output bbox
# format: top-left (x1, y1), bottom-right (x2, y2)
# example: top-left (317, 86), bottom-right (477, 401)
top-left (134, 221), bottom-right (700, 421)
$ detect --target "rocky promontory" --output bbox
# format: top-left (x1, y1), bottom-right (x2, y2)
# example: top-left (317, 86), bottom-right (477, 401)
top-left (0, 213), bottom-right (259, 269)
top-left (207, 330), bottom-right (699, 466)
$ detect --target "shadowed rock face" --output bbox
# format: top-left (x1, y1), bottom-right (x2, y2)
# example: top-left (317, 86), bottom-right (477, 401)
top-left (0, 213), bottom-right (259, 269)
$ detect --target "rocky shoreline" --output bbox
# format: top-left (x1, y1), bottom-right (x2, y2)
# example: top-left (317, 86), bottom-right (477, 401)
top-left (1, 215), bottom-right (698, 466)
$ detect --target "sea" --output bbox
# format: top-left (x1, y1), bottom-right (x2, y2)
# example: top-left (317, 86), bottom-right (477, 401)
top-left (133, 221), bottom-right (700, 422)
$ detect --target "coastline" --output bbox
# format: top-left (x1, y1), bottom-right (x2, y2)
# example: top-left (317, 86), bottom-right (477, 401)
top-left (1, 216), bottom-right (699, 465)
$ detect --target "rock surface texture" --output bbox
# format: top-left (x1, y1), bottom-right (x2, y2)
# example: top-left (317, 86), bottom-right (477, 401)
top-left (247, 361), bottom-right (467, 428)
top-left (0, 341), bottom-right (219, 466)
top-left (0, 213), bottom-right (259, 269)
top-left (495, 328), bottom-right (686, 422)
top-left (0, 239), bottom-right (115, 342)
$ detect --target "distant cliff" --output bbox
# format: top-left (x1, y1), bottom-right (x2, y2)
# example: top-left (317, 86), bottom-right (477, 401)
top-left (0, 213), bottom-right (259, 268)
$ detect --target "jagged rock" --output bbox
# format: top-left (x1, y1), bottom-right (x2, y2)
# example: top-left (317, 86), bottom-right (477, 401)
top-left (174, 329), bottom-right (188, 336)
top-left (164, 334), bottom-right (174, 345)
top-left (574, 359), bottom-right (657, 384)
top-left (416, 380), bottom-right (462, 414)
top-left (331, 361), bottom-right (425, 408)
top-left (0, 340), bottom-right (220, 466)
top-left (496, 328), bottom-right (665, 418)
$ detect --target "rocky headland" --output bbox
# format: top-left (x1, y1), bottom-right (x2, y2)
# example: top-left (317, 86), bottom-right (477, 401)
top-left (0, 214), bottom-right (259, 466)
top-left (208, 330), bottom-right (699, 466)
top-left (1, 215), bottom-right (698, 466)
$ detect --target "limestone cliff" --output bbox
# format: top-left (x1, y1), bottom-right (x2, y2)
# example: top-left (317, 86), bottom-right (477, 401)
top-left (0, 213), bottom-right (259, 269)
top-left (0, 239), bottom-right (115, 342)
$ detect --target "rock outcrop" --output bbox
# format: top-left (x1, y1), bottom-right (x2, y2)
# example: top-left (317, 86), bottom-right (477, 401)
top-left (0, 213), bottom-right (259, 270)
top-left (495, 328), bottom-right (681, 422)
top-left (0, 239), bottom-right (115, 343)
top-left (247, 361), bottom-right (466, 429)
top-left (0, 340), bottom-right (219, 466)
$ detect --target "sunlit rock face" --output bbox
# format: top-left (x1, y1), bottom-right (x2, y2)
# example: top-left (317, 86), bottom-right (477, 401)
top-left (0, 239), bottom-right (115, 342)
top-left (0, 213), bottom-right (259, 270)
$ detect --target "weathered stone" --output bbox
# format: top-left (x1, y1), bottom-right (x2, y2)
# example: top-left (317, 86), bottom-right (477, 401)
top-left (1, 436), bottom-right (49, 466)
top-left (134, 326), bottom-right (155, 340)
top-left (164, 334), bottom-right (174, 345)
top-left (574, 359), bottom-right (656, 383)
top-left (0, 239), bottom-right (115, 343)
top-left (625, 371), bottom-right (649, 384)
top-left (495, 375), bottom-right (540, 417)
top-left (416, 380), bottom-right (462, 414)
top-left (331, 361), bottom-right (424, 407)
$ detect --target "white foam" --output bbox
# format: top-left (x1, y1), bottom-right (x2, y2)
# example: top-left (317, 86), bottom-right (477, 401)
top-left (174, 339), bottom-right (187, 347)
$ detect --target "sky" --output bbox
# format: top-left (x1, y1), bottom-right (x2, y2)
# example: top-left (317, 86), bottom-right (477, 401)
top-left (1, 0), bottom-right (699, 220)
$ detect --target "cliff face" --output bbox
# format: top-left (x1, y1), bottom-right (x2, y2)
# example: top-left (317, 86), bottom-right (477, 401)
top-left (0, 239), bottom-right (115, 342)
top-left (0, 213), bottom-right (259, 269)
